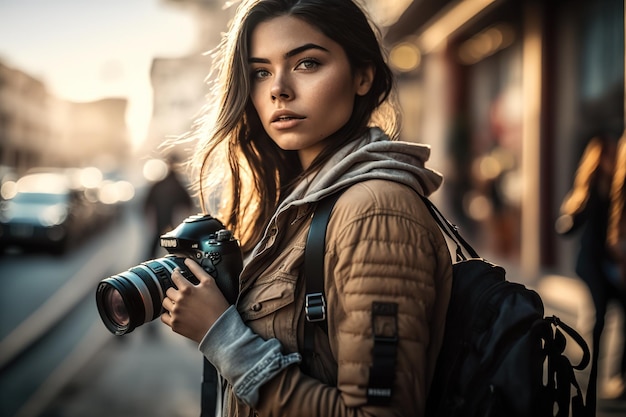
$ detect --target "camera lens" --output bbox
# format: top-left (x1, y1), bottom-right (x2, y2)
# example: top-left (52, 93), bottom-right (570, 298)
top-left (104, 287), bottom-right (129, 327)
top-left (96, 257), bottom-right (181, 335)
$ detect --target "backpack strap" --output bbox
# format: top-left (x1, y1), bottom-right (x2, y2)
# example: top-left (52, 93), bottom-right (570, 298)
top-left (302, 191), bottom-right (344, 373)
top-left (547, 316), bottom-right (593, 417)
top-left (418, 195), bottom-right (480, 260)
top-left (302, 190), bottom-right (398, 405)
top-left (549, 316), bottom-right (590, 370)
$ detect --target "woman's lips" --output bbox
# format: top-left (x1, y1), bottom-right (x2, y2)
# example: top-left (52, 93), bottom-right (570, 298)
top-left (271, 116), bottom-right (305, 130)
top-left (270, 111), bottom-right (305, 130)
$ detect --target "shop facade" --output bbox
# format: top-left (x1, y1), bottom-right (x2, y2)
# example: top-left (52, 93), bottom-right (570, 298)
top-left (385, 0), bottom-right (624, 278)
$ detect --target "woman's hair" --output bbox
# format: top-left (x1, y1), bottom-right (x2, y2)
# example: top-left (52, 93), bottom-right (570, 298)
top-left (187, 0), bottom-right (400, 251)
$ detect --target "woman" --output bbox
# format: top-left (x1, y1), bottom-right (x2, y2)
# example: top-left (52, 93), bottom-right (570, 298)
top-left (557, 131), bottom-right (626, 404)
top-left (161, 0), bottom-right (453, 416)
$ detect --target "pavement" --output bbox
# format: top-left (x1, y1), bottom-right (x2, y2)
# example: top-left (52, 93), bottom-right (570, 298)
top-left (39, 322), bottom-right (203, 417)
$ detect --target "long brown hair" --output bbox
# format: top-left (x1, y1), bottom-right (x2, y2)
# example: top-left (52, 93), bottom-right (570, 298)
top-left (187, 0), bottom-right (400, 251)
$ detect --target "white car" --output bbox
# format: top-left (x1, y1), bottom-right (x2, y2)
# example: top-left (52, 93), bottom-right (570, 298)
top-left (0, 172), bottom-right (92, 254)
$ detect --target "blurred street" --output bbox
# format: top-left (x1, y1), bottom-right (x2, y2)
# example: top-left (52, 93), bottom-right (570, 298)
top-left (0, 194), bottom-right (203, 417)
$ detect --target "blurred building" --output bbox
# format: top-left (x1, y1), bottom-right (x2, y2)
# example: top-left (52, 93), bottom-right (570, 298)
top-left (146, 54), bottom-right (212, 155)
top-left (58, 98), bottom-right (129, 165)
top-left (384, 0), bottom-right (625, 278)
top-left (143, 0), bottom-right (232, 155)
top-left (0, 61), bottom-right (49, 172)
top-left (0, 61), bottom-right (129, 175)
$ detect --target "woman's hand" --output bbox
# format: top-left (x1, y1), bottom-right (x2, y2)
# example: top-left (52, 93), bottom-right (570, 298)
top-left (161, 258), bottom-right (230, 343)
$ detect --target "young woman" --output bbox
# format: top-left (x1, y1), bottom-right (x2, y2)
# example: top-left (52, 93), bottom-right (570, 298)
top-left (557, 131), bottom-right (626, 404)
top-left (160, 0), bottom-right (453, 416)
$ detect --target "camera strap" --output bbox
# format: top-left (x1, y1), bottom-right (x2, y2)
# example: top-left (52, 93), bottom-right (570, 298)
top-left (201, 358), bottom-right (219, 417)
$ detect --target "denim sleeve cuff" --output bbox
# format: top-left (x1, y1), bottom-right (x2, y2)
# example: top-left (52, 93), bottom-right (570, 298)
top-left (198, 305), bottom-right (301, 406)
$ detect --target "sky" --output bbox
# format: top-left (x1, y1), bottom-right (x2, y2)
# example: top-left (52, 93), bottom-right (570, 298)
top-left (0, 0), bottom-right (198, 149)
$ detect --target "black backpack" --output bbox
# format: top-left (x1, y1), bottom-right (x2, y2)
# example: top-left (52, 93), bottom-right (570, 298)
top-left (302, 191), bottom-right (593, 417)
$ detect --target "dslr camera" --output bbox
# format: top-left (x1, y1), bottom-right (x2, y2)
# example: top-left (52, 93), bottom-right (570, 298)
top-left (96, 214), bottom-right (242, 336)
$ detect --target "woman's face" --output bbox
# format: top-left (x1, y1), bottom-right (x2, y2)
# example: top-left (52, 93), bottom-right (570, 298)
top-left (248, 15), bottom-right (373, 169)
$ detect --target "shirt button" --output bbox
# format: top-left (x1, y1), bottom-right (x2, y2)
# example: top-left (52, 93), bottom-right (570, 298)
top-left (251, 303), bottom-right (262, 312)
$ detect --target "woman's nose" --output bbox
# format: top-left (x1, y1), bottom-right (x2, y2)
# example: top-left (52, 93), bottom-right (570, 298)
top-left (270, 74), bottom-right (293, 101)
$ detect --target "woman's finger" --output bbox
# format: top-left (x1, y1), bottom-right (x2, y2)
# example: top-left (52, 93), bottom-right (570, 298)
top-left (162, 294), bottom-right (175, 313)
top-left (161, 310), bottom-right (172, 327)
top-left (170, 267), bottom-right (191, 290)
top-left (184, 258), bottom-right (215, 282)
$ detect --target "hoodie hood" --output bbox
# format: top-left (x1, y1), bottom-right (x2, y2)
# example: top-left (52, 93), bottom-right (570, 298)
top-left (244, 127), bottom-right (444, 263)
top-left (280, 127), bottom-right (443, 209)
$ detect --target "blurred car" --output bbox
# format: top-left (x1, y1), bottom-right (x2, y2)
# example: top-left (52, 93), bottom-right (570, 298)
top-left (0, 172), bottom-right (92, 254)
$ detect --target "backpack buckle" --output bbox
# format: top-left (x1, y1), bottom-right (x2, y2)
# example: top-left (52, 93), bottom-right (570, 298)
top-left (305, 292), bottom-right (326, 322)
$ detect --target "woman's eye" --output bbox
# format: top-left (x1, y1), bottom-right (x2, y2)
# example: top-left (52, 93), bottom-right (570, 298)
top-left (252, 68), bottom-right (270, 80)
top-left (296, 59), bottom-right (320, 71)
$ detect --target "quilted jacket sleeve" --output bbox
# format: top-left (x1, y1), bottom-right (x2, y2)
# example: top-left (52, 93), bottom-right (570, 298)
top-left (254, 180), bottom-right (452, 417)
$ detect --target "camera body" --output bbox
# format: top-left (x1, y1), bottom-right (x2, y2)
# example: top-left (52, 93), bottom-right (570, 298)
top-left (96, 214), bottom-right (242, 335)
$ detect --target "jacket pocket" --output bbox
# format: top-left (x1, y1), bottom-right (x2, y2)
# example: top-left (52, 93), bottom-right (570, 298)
top-left (238, 270), bottom-right (300, 348)
top-left (238, 241), bottom-right (304, 347)
top-left (240, 272), bottom-right (296, 321)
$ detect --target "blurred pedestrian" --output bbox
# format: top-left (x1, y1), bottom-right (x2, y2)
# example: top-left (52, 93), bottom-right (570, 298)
top-left (608, 132), bottom-right (626, 293)
top-left (158, 0), bottom-right (453, 416)
top-left (556, 130), bottom-right (626, 406)
top-left (143, 153), bottom-right (194, 259)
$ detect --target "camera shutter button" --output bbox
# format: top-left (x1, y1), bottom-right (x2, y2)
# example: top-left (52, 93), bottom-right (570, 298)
top-left (216, 229), bottom-right (232, 241)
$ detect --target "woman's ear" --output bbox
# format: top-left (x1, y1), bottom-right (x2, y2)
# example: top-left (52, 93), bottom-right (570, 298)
top-left (355, 64), bottom-right (375, 96)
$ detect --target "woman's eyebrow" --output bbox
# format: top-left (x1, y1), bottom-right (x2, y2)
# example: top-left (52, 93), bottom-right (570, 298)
top-left (248, 43), bottom-right (330, 63)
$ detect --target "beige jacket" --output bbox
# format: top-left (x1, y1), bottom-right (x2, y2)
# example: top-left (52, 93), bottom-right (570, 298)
top-left (225, 129), bottom-right (453, 416)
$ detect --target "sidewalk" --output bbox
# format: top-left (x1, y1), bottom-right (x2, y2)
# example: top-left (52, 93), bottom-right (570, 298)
top-left (41, 322), bottom-right (202, 417)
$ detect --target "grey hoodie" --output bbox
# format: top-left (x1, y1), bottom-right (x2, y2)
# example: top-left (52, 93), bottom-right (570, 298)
top-left (280, 127), bottom-right (441, 206)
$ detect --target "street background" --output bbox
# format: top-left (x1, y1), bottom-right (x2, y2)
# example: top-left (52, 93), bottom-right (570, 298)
top-left (0, 0), bottom-right (625, 416)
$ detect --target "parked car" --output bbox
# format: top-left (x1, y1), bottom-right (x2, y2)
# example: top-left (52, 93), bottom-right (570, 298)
top-left (0, 172), bottom-right (92, 254)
